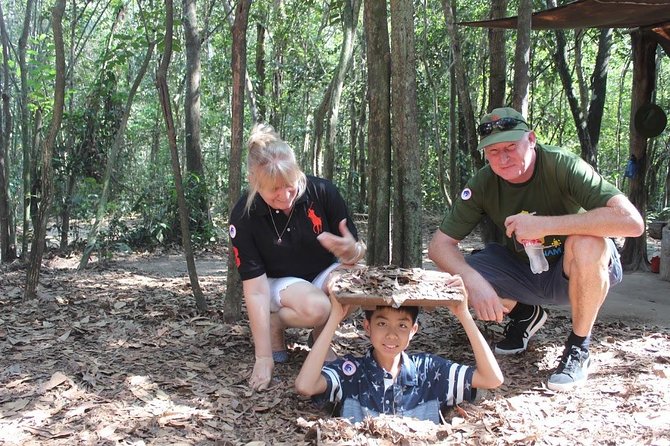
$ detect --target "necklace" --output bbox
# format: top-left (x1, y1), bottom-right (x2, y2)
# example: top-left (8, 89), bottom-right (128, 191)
top-left (268, 205), bottom-right (295, 243)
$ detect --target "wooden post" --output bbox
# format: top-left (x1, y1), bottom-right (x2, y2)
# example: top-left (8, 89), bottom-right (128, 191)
top-left (661, 224), bottom-right (670, 281)
top-left (620, 31), bottom-right (657, 271)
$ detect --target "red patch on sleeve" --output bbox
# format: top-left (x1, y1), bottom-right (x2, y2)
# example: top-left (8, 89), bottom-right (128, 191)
top-left (233, 246), bottom-right (241, 267)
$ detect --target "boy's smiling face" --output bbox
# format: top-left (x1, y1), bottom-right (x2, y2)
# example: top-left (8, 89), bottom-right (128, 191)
top-left (363, 307), bottom-right (419, 362)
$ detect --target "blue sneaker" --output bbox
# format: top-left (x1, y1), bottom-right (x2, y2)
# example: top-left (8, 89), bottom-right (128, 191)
top-left (272, 350), bottom-right (289, 363)
top-left (547, 345), bottom-right (591, 391)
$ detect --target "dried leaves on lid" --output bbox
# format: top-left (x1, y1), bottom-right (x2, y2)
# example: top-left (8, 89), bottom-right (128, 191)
top-left (330, 266), bottom-right (464, 308)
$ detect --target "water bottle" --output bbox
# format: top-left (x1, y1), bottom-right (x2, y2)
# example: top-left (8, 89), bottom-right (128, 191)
top-left (522, 239), bottom-right (549, 274)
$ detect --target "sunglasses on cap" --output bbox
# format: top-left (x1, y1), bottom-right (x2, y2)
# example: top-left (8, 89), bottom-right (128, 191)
top-left (477, 117), bottom-right (527, 137)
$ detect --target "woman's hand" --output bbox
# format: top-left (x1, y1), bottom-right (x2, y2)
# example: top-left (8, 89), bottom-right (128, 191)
top-left (249, 356), bottom-right (274, 391)
top-left (317, 219), bottom-right (360, 263)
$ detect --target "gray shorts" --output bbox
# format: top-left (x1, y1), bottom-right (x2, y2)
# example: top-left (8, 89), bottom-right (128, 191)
top-left (465, 238), bottom-right (622, 306)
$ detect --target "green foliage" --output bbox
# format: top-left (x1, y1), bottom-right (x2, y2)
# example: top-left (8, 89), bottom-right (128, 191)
top-left (115, 217), bottom-right (172, 251)
top-left (114, 181), bottom-right (178, 251)
top-left (100, 173), bottom-right (217, 252)
top-left (183, 172), bottom-right (217, 246)
top-left (74, 177), bottom-right (105, 221)
top-left (6, 0), bottom-right (669, 259)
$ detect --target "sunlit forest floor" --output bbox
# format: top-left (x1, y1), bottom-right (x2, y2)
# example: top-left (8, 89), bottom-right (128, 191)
top-left (1, 224), bottom-right (669, 445)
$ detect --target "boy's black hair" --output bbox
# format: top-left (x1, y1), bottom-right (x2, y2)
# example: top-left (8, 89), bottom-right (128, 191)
top-left (364, 305), bottom-right (420, 324)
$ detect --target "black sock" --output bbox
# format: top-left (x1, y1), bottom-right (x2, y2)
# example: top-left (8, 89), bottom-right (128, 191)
top-left (567, 331), bottom-right (591, 350)
top-left (508, 302), bottom-right (534, 320)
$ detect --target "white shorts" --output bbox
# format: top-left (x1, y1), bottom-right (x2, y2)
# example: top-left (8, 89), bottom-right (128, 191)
top-left (267, 263), bottom-right (340, 312)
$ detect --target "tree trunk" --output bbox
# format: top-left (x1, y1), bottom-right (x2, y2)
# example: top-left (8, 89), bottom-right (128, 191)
top-left (355, 79), bottom-right (367, 212)
top-left (224, 0), bottom-right (251, 322)
top-left (310, 0), bottom-right (360, 178)
top-left (59, 173), bottom-right (76, 252)
top-left (347, 74), bottom-right (366, 211)
top-left (18, 0), bottom-right (35, 260)
top-left (311, 81), bottom-right (333, 176)
top-left (184, 0), bottom-right (203, 176)
top-left (487, 0), bottom-right (507, 111)
top-left (575, 30), bottom-right (589, 119)
top-left (183, 0), bottom-right (210, 231)
top-left (24, 0), bottom-right (66, 299)
top-left (347, 98), bottom-right (356, 202)
top-left (481, 0), bottom-right (508, 245)
top-left (364, 0), bottom-right (391, 266)
top-left (156, 0), bottom-right (206, 312)
top-left (151, 107), bottom-right (161, 165)
top-left (441, 0), bottom-right (482, 169)
top-left (0, 2), bottom-right (15, 262)
top-left (419, 0), bottom-right (450, 207)
top-left (270, 1), bottom-right (285, 129)
top-left (29, 110), bottom-right (42, 236)
top-left (615, 56), bottom-right (632, 189)
top-left (551, 25), bottom-right (594, 165)
top-left (390, 0), bottom-right (422, 268)
top-left (324, 0), bottom-right (361, 180)
top-left (511, 0), bottom-right (531, 115)
top-left (79, 41), bottom-right (156, 270)
top-left (222, 0), bottom-right (258, 123)
top-left (621, 31), bottom-right (655, 272)
top-left (449, 61), bottom-right (458, 203)
top-left (255, 22), bottom-right (267, 121)
top-left (59, 8), bottom-right (76, 253)
top-left (586, 28), bottom-right (613, 153)
top-left (545, 0), bottom-right (611, 170)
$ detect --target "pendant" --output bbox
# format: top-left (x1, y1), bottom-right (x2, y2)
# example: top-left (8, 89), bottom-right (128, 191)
top-left (277, 237), bottom-right (282, 243)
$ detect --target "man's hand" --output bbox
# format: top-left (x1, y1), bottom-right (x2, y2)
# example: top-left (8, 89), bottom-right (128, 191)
top-left (504, 212), bottom-right (545, 242)
top-left (249, 356), bottom-right (274, 391)
top-left (463, 274), bottom-right (507, 322)
top-left (429, 230), bottom-right (507, 322)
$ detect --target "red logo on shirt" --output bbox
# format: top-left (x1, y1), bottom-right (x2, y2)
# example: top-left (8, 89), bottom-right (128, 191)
top-left (306, 203), bottom-right (323, 234)
top-left (233, 246), bottom-right (241, 267)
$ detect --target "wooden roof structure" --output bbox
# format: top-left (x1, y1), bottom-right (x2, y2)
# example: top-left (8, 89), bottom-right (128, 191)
top-left (461, 0), bottom-right (670, 56)
top-left (460, 0), bottom-right (669, 272)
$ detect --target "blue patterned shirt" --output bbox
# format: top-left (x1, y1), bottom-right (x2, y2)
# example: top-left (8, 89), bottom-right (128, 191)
top-left (312, 349), bottom-right (476, 424)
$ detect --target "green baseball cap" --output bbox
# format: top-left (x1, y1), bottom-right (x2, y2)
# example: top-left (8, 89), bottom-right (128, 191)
top-left (477, 107), bottom-right (530, 151)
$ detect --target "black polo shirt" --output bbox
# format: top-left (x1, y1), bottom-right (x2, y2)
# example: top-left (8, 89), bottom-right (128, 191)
top-left (229, 176), bottom-right (358, 282)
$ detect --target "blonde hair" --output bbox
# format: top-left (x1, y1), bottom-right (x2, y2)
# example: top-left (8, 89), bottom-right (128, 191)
top-left (244, 123), bottom-right (306, 214)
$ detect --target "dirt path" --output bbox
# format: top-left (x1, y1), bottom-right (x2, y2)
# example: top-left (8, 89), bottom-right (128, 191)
top-left (1, 248), bottom-right (669, 445)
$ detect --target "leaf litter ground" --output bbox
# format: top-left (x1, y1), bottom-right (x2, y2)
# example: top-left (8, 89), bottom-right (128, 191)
top-left (1, 234), bottom-right (670, 445)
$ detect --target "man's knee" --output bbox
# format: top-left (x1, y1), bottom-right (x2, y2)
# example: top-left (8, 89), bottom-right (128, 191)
top-left (564, 236), bottom-right (610, 277)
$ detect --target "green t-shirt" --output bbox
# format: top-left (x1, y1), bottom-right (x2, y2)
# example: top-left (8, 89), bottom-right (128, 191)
top-left (439, 144), bottom-right (622, 263)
